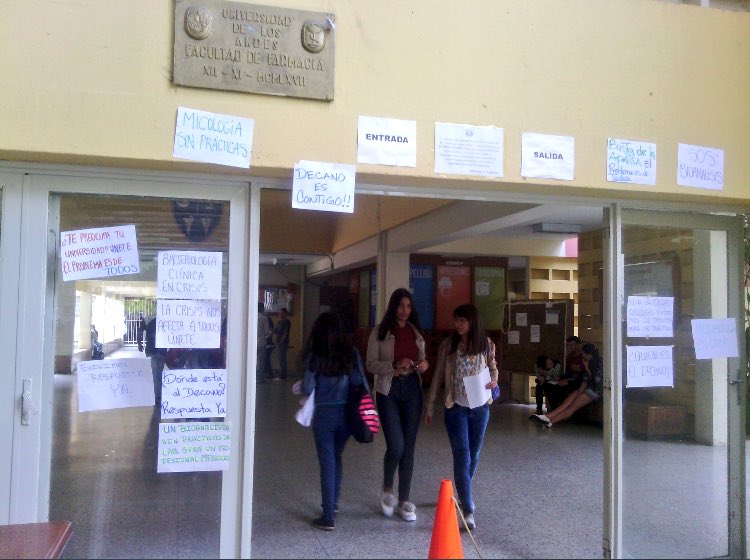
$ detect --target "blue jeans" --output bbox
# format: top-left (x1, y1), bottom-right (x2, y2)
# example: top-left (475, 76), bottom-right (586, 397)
top-left (312, 404), bottom-right (350, 522)
top-left (444, 403), bottom-right (490, 514)
top-left (376, 374), bottom-right (423, 502)
top-left (276, 342), bottom-right (289, 379)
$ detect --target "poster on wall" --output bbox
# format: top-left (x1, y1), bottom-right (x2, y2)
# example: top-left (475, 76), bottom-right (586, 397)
top-left (435, 265), bottom-right (471, 330)
top-left (410, 264), bottom-right (435, 330)
top-left (77, 358), bottom-right (154, 412)
top-left (157, 251), bottom-right (223, 300)
top-left (61, 224), bottom-right (140, 281)
top-left (173, 107), bottom-right (253, 169)
top-left (606, 138), bottom-right (656, 186)
top-left (157, 421), bottom-right (231, 473)
top-left (677, 143), bottom-right (724, 191)
top-left (434, 122), bottom-right (504, 177)
top-left (474, 267), bottom-right (505, 330)
top-left (292, 160), bottom-right (356, 213)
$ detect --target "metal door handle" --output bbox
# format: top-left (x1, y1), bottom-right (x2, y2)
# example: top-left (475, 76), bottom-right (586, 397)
top-left (21, 378), bottom-right (39, 425)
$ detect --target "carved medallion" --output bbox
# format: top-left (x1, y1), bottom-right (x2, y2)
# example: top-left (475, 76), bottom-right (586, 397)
top-left (172, 200), bottom-right (223, 243)
top-left (184, 6), bottom-right (213, 40)
top-left (301, 20), bottom-right (326, 53)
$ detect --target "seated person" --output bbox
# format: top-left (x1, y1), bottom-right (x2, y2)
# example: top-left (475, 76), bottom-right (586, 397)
top-left (558, 335), bottom-right (584, 395)
top-left (531, 355), bottom-right (564, 415)
top-left (532, 343), bottom-right (603, 428)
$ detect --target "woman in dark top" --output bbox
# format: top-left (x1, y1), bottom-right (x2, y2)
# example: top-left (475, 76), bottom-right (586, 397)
top-left (301, 312), bottom-right (366, 531)
top-left (532, 343), bottom-right (603, 428)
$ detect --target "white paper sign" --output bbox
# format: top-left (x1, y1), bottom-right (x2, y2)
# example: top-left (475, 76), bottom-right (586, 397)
top-left (606, 138), bottom-right (656, 186)
top-left (77, 358), bottom-right (154, 412)
top-left (475, 280), bottom-right (490, 296)
top-left (61, 225), bottom-right (140, 281)
top-left (173, 107), bottom-right (253, 169)
top-left (530, 325), bottom-right (541, 343)
top-left (627, 296), bottom-right (674, 338)
top-left (156, 299), bottom-right (222, 349)
top-left (157, 251), bottom-right (222, 300)
top-left (158, 421), bottom-right (230, 473)
top-left (160, 369), bottom-right (227, 419)
top-left (508, 331), bottom-right (520, 345)
top-left (626, 345), bottom-right (674, 388)
top-left (516, 313), bottom-right (528, 327)
top-left (677, 143), bottom-right (724, 190)
top-left (357, 116), bottom-right (417, 167)
top-left (521, 132), bottom-right (575, 180)
top-left (463, 367), bottom-right (492, 409)
top-left (292, 160), bottom-right (356, 213)
top-left (691, 318), bottom-right (739, 359)
top-left (434, 122), bottom-right (504, 177)
top-left (546, 311), bottom-right (559, 325)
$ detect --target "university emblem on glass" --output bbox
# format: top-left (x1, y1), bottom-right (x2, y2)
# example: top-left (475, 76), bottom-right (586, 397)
top-left (184, 6), bottom-right (213, 40)
top-left (172, 200), bottom-right (223, 243)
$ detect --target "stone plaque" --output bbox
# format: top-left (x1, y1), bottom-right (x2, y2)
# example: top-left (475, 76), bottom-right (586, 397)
top-left (174, 1), bottom-right (335, 100)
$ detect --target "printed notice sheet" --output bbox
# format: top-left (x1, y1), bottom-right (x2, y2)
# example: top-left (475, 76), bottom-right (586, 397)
top-left (357, 116), bottom-right (417, 167)
top-left (521, 132), bottom-right (574, 180)
top-left (530, 325), bottom-right (541, 343)
top-left (516, 313), bottom-right (528, 327)
top-left (691, 318), bottom-right (739, 359)
top-left (77, 358), bottom-right (154, 412)
top-left (434, 122), bottom-right (503, 177)
top-left (626, 345), bottom-right (673, 388)
top-left (157, 251), bottom-right (223, 300)
top-left (61, 225), bottom-right (140, 281)
top-left (508, 331), bottom-right (520, 345)
top-left (627, 296), bottom-right (673, 338)
top-left (292, 160), bottom-right (356, 213)
top-left (173, 107), bottom-right (253, 169)
top-left (158, 421), bottom-right (230, 473)
top-left (463, 367), bottom-right (491, 408)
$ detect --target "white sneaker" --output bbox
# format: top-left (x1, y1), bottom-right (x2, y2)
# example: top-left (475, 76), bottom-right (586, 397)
top-left (396, 501), bottom-right (417, 522)
top-left (464, 512), bottom-right (476, 531)
top-left (380, 492), bottom-right (397, 517)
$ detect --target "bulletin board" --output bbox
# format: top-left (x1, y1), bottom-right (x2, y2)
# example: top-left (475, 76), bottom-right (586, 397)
top-left (499, 300), bottom-right (574, 375)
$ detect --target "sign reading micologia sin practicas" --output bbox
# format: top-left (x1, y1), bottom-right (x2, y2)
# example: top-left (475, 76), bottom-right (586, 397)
top-left (173, 106), bottom-right (254, 169)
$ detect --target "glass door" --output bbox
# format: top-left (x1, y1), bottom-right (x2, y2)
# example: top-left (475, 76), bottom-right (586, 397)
top-left (614, 209), bottom-right (745, 558)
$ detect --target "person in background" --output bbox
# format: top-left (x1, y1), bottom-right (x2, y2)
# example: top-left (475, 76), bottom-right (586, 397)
top-left (137, 316), bottom-right (167, 408)
top-left (424, 303), bottom-right (499, 531)
top-left (301, 311), bottom-right (366, 531)
top-left (366, 288), bottom-right (428, 523)
top-left (273, 307), bottom-right (291, 380)
top-left (257, 302), bottom-right (273, 383)
top-left (532, 342), bottom-right (603, 428)
top-left (560, 335), bottom-right (584, 396)
top-left (531, 354), bottom-right (564, 416)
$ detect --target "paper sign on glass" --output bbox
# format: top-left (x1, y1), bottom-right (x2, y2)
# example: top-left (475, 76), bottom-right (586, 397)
top-left (77, 358), bottom-right (154, 412)
top-left (691, 318), bottom-right (739, 359)
top-left (606, 138), bottom-right (656, 186)
top-left (157, 421), bottom-right (230, 473)
top-left (173, 107), bottom-right (253, 169)
top-left (357, 116), bottom-right (417, 167)
top-left (516, 313), bottom-right (527, 327)
top-left (434, 122), bottom-right (503, 177)
top-left (530, 325), bottom-right (541, 343)
top-left (463, 367), bottom-right (491, 409)
top-left (508, 331), bottom-right (520, 345)
top-left (157, 251), bottom-right (222, 300)
top-left (626, 345), bottom-right (673, 388)
top-left (160, 369), bottom-right (227, 419)
top-left (292, 160), bottom-right (356, 214)
top-left (677, 143), bottom-right (724, 191)
top-left (627, 296), bottom-right (673, 338)
top-left (521, 132), bottom-right (574, 180)
top-left (61, 225), bottom-right (140, 281)
top-left (156, 299), bottom-right (222, 349)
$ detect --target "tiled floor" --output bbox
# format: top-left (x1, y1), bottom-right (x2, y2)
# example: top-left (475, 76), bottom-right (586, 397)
top-left (50, 349), bottom-right (745, 558)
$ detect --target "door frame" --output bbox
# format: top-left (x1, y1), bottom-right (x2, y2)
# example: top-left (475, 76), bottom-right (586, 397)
top-left (7, 168), bottom-right (254, 558)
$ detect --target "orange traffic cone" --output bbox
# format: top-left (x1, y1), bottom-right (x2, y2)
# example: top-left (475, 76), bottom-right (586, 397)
top-left (428, 479), bottom-right (463, 559)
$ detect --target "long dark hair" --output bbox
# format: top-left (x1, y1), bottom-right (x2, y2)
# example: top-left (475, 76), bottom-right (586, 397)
top-left (377, 288), bottom-right (423, 340)
top-left (449, 303), bottom-right (488, 356)
top-left (301, 312), bottom-right (356, 376)
top-left (581, 343), bottom-right (601, 369)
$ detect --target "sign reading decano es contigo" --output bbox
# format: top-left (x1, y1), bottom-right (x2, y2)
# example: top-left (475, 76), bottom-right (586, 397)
top-left (174, 1), bottom-right (335, 101)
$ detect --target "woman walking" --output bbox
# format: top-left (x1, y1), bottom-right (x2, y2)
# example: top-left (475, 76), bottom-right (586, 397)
top-left (424, 303), bottom-right (499, 531)
top-left (301, 312), bottom-right (367, 531)
top-left (366, 288), bottom-right (429, 522)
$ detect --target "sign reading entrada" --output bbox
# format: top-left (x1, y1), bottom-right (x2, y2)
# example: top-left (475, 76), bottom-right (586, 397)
top-left (174, 1), bottom-right (335, 100)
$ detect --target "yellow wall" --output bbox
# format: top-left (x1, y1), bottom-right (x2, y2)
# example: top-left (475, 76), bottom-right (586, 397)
top-left (1, 1), bottom-right (749, 205)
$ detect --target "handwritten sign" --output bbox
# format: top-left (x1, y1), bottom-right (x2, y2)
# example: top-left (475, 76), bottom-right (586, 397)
top-left (173, 107), bottom-right (253, 169)
top-left (516, 313), bottom-right (527, 327)
top-left (61, 225), bottom-right (140, 281)
top-left (156, 299), bottom-right (222, 349)
top-left (677, 143), bottom-right (724, 190)
top-left (357, 115), bottom-right (417, 167)
top-left (627, 296), bottom-right (673, 338)
top-left (434, 122), bottom-right (504, 177)
top-left (626, 345), bottom-right (673, 388)
top-left (77, 358), bottom-right (154, 412)
top-left (292, 160), bottom-right (356, 213)
top-left (691, 318), bottom-right (739, 359)
top-left (606, 138), bottom-right (656, 186)
top-left (158, 421), bottom-right (230, 473)
top-left (160, 369), bottom-right (227, 419)
top-left (521, 132), bottom-right (574, 180)
top-left (157, 251), bottom-right (222, 300)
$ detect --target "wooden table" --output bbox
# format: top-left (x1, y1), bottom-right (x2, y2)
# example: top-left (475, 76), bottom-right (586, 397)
top-left (0, 521), bottom-right (72, 559)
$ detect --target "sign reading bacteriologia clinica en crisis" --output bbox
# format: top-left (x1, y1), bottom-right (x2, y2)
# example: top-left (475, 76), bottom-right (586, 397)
top-left (157, 250), bottom-right (223, 300)
top-left (61, 224), bottom-right (140, 281)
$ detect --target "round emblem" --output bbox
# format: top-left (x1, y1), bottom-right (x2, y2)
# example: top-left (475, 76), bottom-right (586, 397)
top-left (184, 6), bottom-right (213, 40)
top-left (172, 200), bottom-right (223, 243)
top-left (301, 21), bottom-right (326, 53)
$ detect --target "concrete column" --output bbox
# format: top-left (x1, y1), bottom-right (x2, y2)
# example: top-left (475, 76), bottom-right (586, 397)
top-left (375, 231), bottom-right (410, 321)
